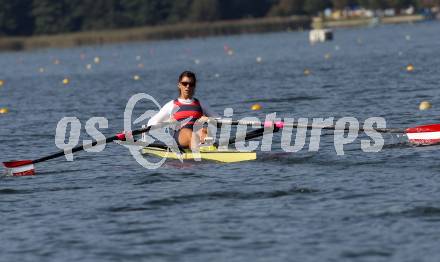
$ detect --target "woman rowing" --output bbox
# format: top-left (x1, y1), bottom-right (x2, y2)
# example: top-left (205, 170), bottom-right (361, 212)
top-left (147, 71), bottom-right (218, 148)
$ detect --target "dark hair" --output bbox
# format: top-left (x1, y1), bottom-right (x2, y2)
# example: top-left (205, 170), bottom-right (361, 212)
top-left (178, 71), bottom-right (196, 85)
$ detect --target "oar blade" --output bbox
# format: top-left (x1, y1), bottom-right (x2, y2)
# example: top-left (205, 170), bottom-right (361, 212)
top-left (406, 124), bottom-right (440, 145)
top-left (3, 160), bottom-right (35, 177)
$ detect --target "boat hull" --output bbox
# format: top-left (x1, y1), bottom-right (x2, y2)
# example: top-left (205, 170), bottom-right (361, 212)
top-left (141, 146), bottom-right (256, 163)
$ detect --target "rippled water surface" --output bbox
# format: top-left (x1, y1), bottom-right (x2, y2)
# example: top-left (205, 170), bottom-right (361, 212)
top-left (1, 22), bottom-right (440, 262)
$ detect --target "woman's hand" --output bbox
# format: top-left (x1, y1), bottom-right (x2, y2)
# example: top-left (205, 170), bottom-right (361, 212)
top-left (197, 116), bottom-right (209, 122)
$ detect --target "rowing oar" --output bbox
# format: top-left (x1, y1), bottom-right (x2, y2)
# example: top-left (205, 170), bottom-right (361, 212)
top-left (2, 126), bottom-right (155, 177)
top-left (212, 119), bottom-right (440, 145)
top-left (215, 127), bottom-right (279, 147)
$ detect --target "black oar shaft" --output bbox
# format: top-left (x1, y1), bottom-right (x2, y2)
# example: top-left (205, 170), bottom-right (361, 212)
top-left (32, 136), bottom-right (116, 164)
top-left (213, 126), bottom-right (281, 148)
top-left (215, 120), bottom-right (404, 134)
top-left (32, 126), bottom-right (151, 165)
top-left (224, 128), bottom-right (265, 146)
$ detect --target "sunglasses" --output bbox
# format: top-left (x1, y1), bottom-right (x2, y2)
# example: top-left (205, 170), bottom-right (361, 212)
top-left (180, 81), bottom-right (195, 87)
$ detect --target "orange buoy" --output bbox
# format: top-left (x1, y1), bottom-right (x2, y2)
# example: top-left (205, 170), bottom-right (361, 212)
top-left (419, 101), bottom-right (432, 110)
top-left (0, 107), bottom-right (9, 114)
top-left (251, 104), bottom-right (262, 111)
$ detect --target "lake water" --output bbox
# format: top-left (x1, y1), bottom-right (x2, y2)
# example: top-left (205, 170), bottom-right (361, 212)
top-left (1, 21), bottom-right (440, 262)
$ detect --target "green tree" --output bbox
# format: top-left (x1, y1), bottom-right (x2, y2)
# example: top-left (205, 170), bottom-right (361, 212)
top-left (32, 0), bottom-right (74, 34)
top-left (387, 0), bottom-right (414, 9)
top-left (219, 0), bottom-right (273, 19)
top-left (0, 1), bottom-right (18, 35)
top-left (0, 0), bottom-right (33, 35)
top-left (75, 0), bottom-right (119, 30)
top-left (188, 0), bottom-right (220, 22)
top-left (303, 0), bottom-right (331, 14)
top-left (119, 0), bottom-right (171, 26)
top-left (418, 0), bottom-right (440, 7)
top-left (332, 0), bottom-right (350, 9)
top-left (167, 0), bottom-right (193, 23)
top-left (268, 0), bottom-right (306, 16)
top-left (357, 0), bottom-right (388, 9)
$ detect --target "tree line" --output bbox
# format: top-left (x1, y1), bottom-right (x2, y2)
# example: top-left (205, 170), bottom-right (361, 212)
top-left (0, 0), bottom-right (438, 36)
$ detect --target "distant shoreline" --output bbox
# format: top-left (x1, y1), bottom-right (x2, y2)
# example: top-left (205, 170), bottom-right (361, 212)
top-left (0, 16), bottom-right (310, 52)
top-left (0, 14), bottom-right (428, 52)
top-left (314, 14), bottom-right (426, 29)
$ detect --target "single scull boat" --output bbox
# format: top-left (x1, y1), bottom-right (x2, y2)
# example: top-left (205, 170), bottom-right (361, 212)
top-left (142, 145), bottom-right (256, 163)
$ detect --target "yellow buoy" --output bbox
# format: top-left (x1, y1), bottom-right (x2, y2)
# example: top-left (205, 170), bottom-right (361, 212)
top-left (419, 101), bottom-right (432, 110)
top-left (406, 64), bottom-right (414, 72)
top-left (0, 80), bottom-right (4, 86)
top-left (251, 104), bottom-right (262, 111)
top-left (62, 78), bottom-right (70, 85)
top-left (0, 107), bottom-right (9, 114)
top-left (133, 75), bottom-right (140, 81)
top-left (94, 57), bottom-right (101, 64)
top-left (304, 69), bottom-right (311, 76)
top-left (324, 53), bottom-right (331, 60)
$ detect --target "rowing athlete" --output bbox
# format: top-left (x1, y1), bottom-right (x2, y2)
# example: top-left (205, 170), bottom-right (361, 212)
top-left (147, 71), bottom-right (218, 148)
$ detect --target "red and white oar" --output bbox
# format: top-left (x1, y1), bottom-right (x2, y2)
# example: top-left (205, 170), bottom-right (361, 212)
top-left (3, 160), bottom-right (36, 177)
top-left (213, 119), bottom-right (440, 146)
top-left (2, 126), bottom-right (153, 177)
top-left (405, 124), bottom-right (440, 145)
